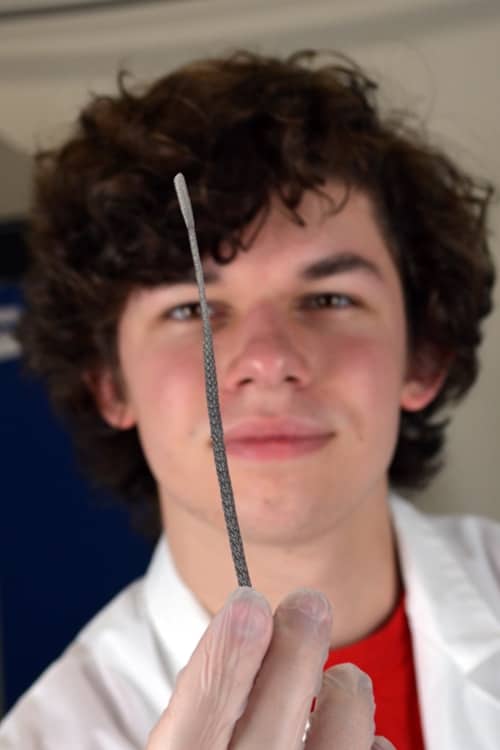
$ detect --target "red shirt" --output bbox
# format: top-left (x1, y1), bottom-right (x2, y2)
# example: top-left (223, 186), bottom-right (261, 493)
top-left (323, 594), bottom-right (425, 749)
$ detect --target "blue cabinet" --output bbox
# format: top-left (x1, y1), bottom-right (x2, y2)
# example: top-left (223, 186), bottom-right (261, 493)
top-left (0, 283), bottom-right (153, 714)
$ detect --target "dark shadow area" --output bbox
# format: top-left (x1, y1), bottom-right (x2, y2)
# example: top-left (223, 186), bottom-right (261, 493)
top-left (0, 281), bottom-right (154, 714)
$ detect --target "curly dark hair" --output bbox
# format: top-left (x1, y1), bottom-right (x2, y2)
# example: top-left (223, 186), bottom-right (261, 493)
top-left (19, 50), bottom-right (495, 536)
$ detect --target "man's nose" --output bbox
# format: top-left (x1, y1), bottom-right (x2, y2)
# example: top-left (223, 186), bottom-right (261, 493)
top-left (221, 305), bottom-right (312, 392)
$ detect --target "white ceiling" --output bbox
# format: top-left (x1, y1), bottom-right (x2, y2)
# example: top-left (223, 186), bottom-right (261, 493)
top-left (0, 0), bottom-right (127, 12)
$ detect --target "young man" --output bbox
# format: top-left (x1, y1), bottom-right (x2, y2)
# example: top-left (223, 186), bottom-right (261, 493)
top-left (1, 50), bottom-right (498, 749)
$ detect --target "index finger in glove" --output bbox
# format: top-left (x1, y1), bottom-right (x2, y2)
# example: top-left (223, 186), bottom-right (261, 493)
top-left (147, 587), bottom-right (272, 750)
top-left (229, 589), bottom-right (332, 749)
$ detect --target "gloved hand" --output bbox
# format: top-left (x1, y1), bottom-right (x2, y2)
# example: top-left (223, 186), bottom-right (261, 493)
top-left (147, 587), bottom-right (395, 749)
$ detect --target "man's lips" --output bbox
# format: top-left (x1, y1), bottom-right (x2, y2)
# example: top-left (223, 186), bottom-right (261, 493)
top-left (222, 416), bottom-right (334, 440)
top-left (220, 418), bottom-right (334, 461)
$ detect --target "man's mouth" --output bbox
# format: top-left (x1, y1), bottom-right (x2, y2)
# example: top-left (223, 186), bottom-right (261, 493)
top-left (223, 434), bottom-right (332, 460)
top-left (220, 417), bottom-right (333, 461)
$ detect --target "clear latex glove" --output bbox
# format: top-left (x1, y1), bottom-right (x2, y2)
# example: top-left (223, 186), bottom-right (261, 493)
top-left (147, 587), bottom-right (396, 750)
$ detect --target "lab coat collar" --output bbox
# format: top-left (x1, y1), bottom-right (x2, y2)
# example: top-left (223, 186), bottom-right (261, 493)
top-left (391, 495), bottom-right (500, 746)
top-left (143, 536), bottom-right (210, 681)
top-left (391, 496), bottom-right (500, 676)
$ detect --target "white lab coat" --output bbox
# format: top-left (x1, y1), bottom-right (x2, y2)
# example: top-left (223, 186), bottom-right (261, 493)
top-left (393, 499), bottom-right (500, 748)
top-left (1, 496), bottom-right (499, 749)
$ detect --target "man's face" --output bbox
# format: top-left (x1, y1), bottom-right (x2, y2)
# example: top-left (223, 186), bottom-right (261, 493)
top-left (101, 184), bottom-right (443, 544)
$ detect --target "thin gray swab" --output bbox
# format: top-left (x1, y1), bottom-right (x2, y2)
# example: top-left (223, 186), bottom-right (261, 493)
top-left (173, 173), bottom-right (251, 588)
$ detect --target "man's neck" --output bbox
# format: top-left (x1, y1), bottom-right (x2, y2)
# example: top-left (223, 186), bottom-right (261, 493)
top-left (162, 489), bottom-right (400, 650)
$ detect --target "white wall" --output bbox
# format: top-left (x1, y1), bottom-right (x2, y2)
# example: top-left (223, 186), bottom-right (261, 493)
top-left (1, 0), bottom-right (499, 518)
top-left (0, 138), bottom-right (32, 217)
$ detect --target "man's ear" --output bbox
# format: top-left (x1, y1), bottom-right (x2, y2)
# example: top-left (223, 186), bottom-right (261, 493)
top-left (83, 369), bottom-right (136, 430)
top-left (400, 346), bottom-right (452, 412)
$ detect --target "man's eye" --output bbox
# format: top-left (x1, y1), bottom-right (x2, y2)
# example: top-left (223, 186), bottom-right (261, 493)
top-left (304, 293), bottom-right (356, 310)
top-left (166, 302), bottom-right (214, 321)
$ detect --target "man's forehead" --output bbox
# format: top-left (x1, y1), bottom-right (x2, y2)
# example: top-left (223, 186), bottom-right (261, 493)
top-left (190, 187), bottom-right (390, 286)
top-left (197, 250), bottom-right (384, 286)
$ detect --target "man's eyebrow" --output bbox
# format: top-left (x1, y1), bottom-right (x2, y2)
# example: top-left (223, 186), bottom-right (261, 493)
top-left (299, 252), bottom-right (383, 282)
top-left (172, 252), bottom-right (381, 286)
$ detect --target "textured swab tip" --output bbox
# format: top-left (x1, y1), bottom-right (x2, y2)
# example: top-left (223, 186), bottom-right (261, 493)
top-left (173, 172), bottom-right (195, 229)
